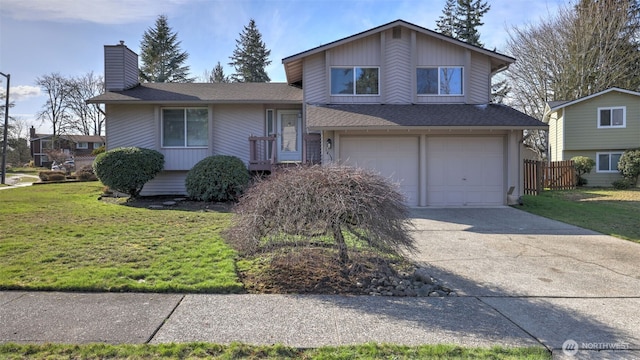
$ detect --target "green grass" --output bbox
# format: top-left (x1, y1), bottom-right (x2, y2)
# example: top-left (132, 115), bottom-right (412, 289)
top-left (0, 182), bottom-right (242, 292)
top-left (6, 167), bottom-right (47, 175)
top-left (0, 342), bottom-right (550, 359)
top-left (519, 188), bottom-right (640, 242)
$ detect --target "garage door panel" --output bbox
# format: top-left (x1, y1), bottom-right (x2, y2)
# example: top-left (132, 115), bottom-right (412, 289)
top-left (427, 137), bottom-right (504, 206)
top-left (341, 137), bottom-right (419, 206)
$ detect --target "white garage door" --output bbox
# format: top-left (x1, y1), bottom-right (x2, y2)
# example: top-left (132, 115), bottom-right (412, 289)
top-left (340, 136), bottom-right (419, 206)
top-left (427, 137), bottom-right (504, 206)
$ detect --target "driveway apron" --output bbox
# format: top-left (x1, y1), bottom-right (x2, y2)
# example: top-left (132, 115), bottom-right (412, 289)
top-left (408, 207), bottom-right (640, 355)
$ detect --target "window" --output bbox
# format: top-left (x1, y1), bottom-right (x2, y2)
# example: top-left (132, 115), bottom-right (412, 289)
top-left (330, 67), bottom-right (379, 95)
top-left (417, 67), bottom-right (463, 95)
top-left (162, 108), bottom-right (208, 147)
top-left (76, 142), bottom-right (88, 149)
top-left (597, 152), bottom-right (623, 173)
top-left (93, 142), bottom-right (103, 149)
top-left (598, 107), bottom-right (625, 128)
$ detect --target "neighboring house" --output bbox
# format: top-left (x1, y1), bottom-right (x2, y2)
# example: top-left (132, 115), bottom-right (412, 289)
top-left (29, 126), bottom-right (105, 167)
top-left (89, 19), bottom-right (547, 206)
top-left (543, 88), bottom-right (640, 187)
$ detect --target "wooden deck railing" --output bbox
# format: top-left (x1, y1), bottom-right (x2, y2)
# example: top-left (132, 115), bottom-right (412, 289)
top-left (248, 136), bottom-right (276, 171)
top-left (248, 133), bottom-right (322, 172)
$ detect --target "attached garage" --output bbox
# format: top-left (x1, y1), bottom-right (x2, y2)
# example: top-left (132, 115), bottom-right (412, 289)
top-left (427, 137), bottom-right (504, 206)
top-left (340, 135), bottom-right (505, 207)
top-left (340, 136), bottom-right (420, 206)
top-left (307, 103), bottom-right (549, 207)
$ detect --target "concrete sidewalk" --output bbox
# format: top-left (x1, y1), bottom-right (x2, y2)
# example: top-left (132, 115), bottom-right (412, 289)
top-left (1, 291), bottom-right (638, 358)
top-left (1, 208), bottom-right (639, 359)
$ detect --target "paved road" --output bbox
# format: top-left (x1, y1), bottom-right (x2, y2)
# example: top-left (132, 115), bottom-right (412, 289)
top-left (1, 207), bottom-right (638, 359)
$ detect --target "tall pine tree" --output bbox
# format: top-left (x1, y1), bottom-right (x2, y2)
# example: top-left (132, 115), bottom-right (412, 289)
top-left (436, 0), bottom-right (490, 47)
top-left (210, 61), bottom-right (229, 83)
top-left (454, 0), bottom-right (490, 47)
top-left (229, 19), bottom-right (272, 83)
top-left (140, 15), bottom-right (193, 83)
top-left (435, 0), bottom-right (457, 37)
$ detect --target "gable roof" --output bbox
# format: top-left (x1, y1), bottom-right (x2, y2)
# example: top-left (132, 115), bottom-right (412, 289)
top-left (306, 104), bottom-right (548, 130)
top-left (88, 82), bottom-right (302, 104)
top-left (30, 134), bottom-right (105, 143)
top-left (282, 19), bottom-right (515, 86)
top-left (547, 87), bottom-right (640, 112)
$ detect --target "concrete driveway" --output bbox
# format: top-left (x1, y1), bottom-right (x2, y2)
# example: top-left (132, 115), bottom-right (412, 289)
top-left (408, 207), bottom-right (640, 357)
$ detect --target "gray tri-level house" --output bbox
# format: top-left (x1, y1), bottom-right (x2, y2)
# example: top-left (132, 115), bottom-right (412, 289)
top-left (89, 20), bottom-right (547, 206)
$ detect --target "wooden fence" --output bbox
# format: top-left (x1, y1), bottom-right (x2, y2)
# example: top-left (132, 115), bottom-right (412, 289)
top-left (524, 160), bottom-right (576, 195)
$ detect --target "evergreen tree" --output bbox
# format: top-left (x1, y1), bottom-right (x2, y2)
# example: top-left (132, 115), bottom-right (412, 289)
top-left (139, 15), bottom-right (193, 83)
top-left (210, 61), bottom-right (229, 83)
top-left (436, 0), bottom-right (457, 37)
top-left (229, 19), bottom-right (272, 83)
top-left (454, 0), bottom-right (491, 47)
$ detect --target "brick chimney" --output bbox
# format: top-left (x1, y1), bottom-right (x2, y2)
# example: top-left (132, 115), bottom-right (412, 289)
top-left (104, 41), bottom-right (139, 91)
top-left (30, 126), bottom-right (37, 139)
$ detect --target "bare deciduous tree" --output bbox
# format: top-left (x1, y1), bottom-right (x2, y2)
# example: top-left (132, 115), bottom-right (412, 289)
top-left (66, 72), bottom-right (105, 136)
top-left (36, 73), bottom-right (72, 146)
top-left (225, 165), bottom-right (415, 265)
top-left (504, 0), bottom-right (640, 158)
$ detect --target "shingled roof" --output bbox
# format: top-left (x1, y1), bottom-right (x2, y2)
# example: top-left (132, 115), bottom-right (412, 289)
top-left (306, 104), bottom-right (548, 130)
top-left (88, 82), bottom-right (302, 104)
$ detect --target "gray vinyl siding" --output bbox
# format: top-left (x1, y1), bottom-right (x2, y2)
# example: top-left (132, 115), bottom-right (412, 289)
top-left (469, 52), bottom-right (491, 104)
top-left (106, 104), bottom-right (156, 150)
top-left (140, 171), bottom-right (188, 196)
top-left (212, 104), bottom-right (264, 165)
top-left (383, 28), bottom-right (412, 104)
top-left (303, 53), bottom-right (325, 104)
top-left (298, 25), bottom-right (497, 105)
top-left (104, 44), bottom-right (138, 91)
top-left (564, 92), bottom-right (640, 150)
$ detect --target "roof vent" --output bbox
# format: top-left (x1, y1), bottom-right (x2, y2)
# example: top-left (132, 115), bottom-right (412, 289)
top-left (392, 26), bottom-right (402, 39)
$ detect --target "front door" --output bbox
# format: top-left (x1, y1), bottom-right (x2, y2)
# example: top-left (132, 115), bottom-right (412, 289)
top-left (277, 110), bottom-right (302, 162)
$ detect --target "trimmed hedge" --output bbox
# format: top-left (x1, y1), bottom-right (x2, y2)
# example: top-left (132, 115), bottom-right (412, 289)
top-left (38, 171), bottom-right (66, 182)
top-left (185, 155), bottom-right (249, 202)
top-left (93, 147), bottom-right (164, 198)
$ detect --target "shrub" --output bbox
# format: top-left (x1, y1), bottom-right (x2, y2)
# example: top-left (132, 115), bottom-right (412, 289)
top-left (75, 165), bottom-right (98, 181)
top-left (93, 147), bottom-right (164, 198)
top-left (612, 178), bottom-right (633, 190)
top-left (224, 165), bottom-right (415, 264)
top-left (618, 148), bottom-right (640, 186)
top-left (38, 170), bottom-right (66, 182)
top-left (91, 145), bottom-right (105, 156)
top-left (185, 155), bottom-right (249, 202)
top-left (571, 156), bottom-right (595, 187)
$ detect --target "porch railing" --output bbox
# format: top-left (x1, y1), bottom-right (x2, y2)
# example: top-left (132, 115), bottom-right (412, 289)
top-left (248, 136), bottom-right (276, 171)
top-left (248, 133), bottom-right (322, 172)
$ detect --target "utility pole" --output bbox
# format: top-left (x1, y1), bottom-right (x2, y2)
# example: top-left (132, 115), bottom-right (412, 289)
top-left (0, 72), bottom-right (9, 185)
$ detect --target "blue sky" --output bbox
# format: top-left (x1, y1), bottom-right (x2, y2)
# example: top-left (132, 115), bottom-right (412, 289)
top-left (0, 0), bottom-right (564, 135)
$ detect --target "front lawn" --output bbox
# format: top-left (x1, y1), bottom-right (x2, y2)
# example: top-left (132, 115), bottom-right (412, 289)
top-left (519, 188), bottom-right (640, 242)
top-left (0, 183), bottom-right (241, 292)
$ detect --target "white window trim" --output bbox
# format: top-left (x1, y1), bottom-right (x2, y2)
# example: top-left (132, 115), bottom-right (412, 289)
top-left (597, 106), bottom-right (626, 128)
top-left (330, 66), bottom-right (380, 96)
top-left (161, 107), bottom-right (209, 148)
top-left (596, 151), bottom-right (623, 173)
top-left (416, 66), bottom-right (464, 96)
top-left (76, 142), bottom-right (88, 149)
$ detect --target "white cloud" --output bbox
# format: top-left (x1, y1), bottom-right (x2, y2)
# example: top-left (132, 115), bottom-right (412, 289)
top-left (1, 0), bottom-right (193, 24)
top-left (2, 85), bottom-right (42, 102)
